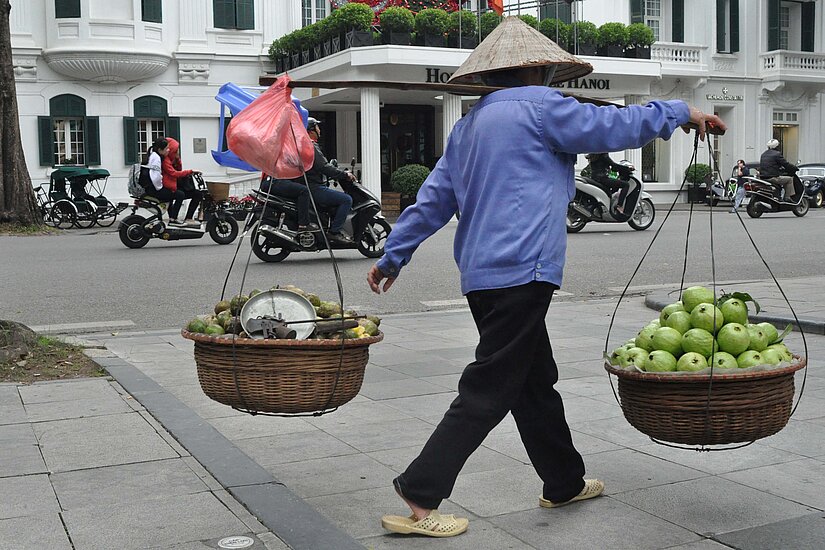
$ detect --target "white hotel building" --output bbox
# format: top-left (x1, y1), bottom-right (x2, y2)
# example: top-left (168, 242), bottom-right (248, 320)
top-left (10, 0), bottom-right (825, 204)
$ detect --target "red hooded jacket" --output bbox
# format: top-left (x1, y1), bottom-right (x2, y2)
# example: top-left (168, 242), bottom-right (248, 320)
top-left (161, 137), bottom-right (193, 192)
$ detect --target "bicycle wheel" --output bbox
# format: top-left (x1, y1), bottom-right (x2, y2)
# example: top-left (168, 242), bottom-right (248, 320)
top-left (95, 201), bottom-right (118, 227)
top-left (51, 201), bottom-right (76, 229)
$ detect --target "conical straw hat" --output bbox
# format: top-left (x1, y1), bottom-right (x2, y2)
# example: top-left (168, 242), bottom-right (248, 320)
top-left (448, 16), bottom-right (593, 86)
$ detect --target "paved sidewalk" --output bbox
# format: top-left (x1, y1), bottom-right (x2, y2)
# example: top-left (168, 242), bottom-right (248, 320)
top-left (5, 281), bottom-right (824, 549)
top-left (0, 377), bottom-right (288, 550)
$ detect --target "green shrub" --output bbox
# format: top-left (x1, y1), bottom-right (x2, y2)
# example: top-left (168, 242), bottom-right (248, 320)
top-left (627, 22), bottom-right (655, 47)
top-left (415, 8), bottom-right (451, 36)
top-left (268, 38), bottom-right (285, 61)
top-left (329, 2), bottom-right (374, 35)
top-left (570, 20), bottom-right (598, 45)
top-left (684, 163), bottom-right (713, 184)
top-left (517, 14), bottom-right (539, 29)
top-left (380, 6), bottom-right (415, 33)
top-left (391, 164), bottom-right (431, 197)
top-left (316, 16), bottom-right (336, 41)
top-left (279, 31), bottom-right (300, 54)
top-left (294, 26), bottom-right (317, 51)
top-left (479, 10), bottom-right (501, 39)
top-left (448, 9), bottom-right (477, 37)
top-left (538, 18), bottom-right (570, 47)
top-left (597, 22), bottom-right (629, 47)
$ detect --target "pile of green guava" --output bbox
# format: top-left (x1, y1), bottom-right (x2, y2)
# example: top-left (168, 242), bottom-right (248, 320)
top-left (610, 286), bottom-right (794, 373)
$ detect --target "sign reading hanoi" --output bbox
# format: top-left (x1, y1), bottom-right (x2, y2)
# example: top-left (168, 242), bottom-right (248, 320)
top-left (426, 69), bottom-right (611, 90)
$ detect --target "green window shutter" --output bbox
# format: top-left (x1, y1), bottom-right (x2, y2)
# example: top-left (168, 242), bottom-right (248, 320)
top-left (768, 0), bottom-right (780, 51)
top-left (213, 0), bottom-right (235, 29)
top-left (630, 0), bottom-right (643, 24)
top-left (672, 0), bottom-right (684, 43)
top-left (38, 116), bottom-right (55, 167)
top-left (730, 0), bottom-right (739, 53)
top-left (135, 96), bottom-right (167, 118)
top-left (85, 117), bottom-right (101, 166)
top-left (142, 0), bottom-right (162, 23)
top-left (236, 0), bottom-right (254, 30)
top-left (801, 2), bottom-right (815, 52)
top-left (55, 0), bottom-right (81, 18)
top-left (166, 117), bottom-right (181, 142)
top-left (51, 94), bottom-right (86, 117)
top-left (716, 0), bottom-right (726, 52)
top-left (123, 118), bottom-right (138, 164)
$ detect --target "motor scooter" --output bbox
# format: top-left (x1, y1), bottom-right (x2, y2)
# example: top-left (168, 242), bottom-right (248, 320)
top-left (743, 172), bottom-right (809, 218)
top-left (119, 174), bottom-right (239, 248)
top-left (567, 159), bottom-right (656, 232)
top-left (248, 159), bottom-right (391, 262)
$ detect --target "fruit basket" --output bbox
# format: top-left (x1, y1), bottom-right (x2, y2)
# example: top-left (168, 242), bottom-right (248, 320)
top-left (605, 357), bottom-right (806, 445)
top-left (182, 329), bottom-right (383, 414)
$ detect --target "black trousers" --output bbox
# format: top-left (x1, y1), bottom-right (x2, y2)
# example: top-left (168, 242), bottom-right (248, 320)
top-left (146, 187), bottom-right (184, 219)
top-left (260, 177), bottom-right (310, 225)
top-left (395, 281), bottom-right (586, 509)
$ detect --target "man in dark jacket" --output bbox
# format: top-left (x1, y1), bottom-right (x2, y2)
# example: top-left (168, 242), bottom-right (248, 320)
top-left (759, 139), bottom-right (797, 201)
top-left (294, 118), bottom-right (355, 243)
top-left (585, 152), bottom-right (631, 214)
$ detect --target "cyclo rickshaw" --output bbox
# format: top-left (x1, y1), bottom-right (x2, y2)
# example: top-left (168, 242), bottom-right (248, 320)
top-left (33, 167), bottom-right (128, 228)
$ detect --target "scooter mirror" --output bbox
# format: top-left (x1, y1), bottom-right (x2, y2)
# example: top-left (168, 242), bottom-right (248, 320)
top-left (330, 159), bottom-right (338, 167)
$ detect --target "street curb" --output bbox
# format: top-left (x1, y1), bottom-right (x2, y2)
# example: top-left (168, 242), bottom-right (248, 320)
top-left (644, 293), bottom-right (825, 335)
top-left (90, 355), bottom-right (364, 550)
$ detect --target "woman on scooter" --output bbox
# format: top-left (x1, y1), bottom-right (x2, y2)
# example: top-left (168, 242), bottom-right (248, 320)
top-left (162, 137), bottom-right (201, 227)
top-left (143, 138), bottom-right (185, 220)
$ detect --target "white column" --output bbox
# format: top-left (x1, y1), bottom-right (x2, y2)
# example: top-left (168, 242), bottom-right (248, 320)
top-left (178, 0), bottom-right (209, 50)
top-left (9, 0), bottom-right (35, 47)
top-left (442, 93), bottom-right (462, 149)
top-left (360, 87), bottom-right (382, 202)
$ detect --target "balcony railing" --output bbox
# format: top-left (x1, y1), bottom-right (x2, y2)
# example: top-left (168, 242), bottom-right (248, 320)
top-left (651, 42), bottom-right (708, 76)
top-left (760, 50), bottom-right (825, 83)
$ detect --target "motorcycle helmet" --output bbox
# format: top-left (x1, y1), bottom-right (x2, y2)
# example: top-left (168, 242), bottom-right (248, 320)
top-left (306, 117), bottom-right (320, 133)
top-left (767, 138), bottom-right (780, 150)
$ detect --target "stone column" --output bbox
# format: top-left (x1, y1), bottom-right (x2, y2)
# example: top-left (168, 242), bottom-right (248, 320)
top-left (360, 87), bottom-right (382, 202)
top-left (9, 0), bottom-right (35, 47)
top-left (442, 93), bottom-right (462, 149)
top-left (178, 0), bottom-right (208, 51)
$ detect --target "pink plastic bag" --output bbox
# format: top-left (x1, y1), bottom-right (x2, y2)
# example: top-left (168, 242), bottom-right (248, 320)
top-left (226, 76), bottom-right (314, 179)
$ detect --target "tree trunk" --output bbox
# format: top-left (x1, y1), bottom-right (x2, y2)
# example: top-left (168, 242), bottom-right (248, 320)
top-left (0, 1), bottom-right (40, 225)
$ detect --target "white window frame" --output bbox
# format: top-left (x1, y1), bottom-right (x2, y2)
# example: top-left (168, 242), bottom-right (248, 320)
top-left (137, 119), bottom-right (167, 160)
top-left (53, 118), bottom-right (85, 166)
top-left (645, 0), bottom-right (662, 41)
top-left (302, 0), bottom-right (329, 27)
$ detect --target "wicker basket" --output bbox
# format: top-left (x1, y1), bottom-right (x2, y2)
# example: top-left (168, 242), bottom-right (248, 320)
top-left (205, 181), bottom-right (230, 202)
top-left (182, 329), bottom-right (383, 414)
top-left (605, 357), bottom-right (806, 445)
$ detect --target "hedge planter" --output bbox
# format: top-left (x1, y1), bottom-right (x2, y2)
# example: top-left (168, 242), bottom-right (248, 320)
top-left (625, 46), bottom-right (651, 59)
top-left (598, 44), bottom-right (625, 57)
top-left (574, 43), bottom-right (597, 56)
top-left (383, 30), bottom-right (412, 45)
top-left (419, 32), bottom-right (445, 47)
top-left (301, 49), bottom-right (312, 65)
top-left (274, 57), bottom-right (285, 73)
top-left (345, 29), bottom-right (374, 48)
top-left (290, 52), bottom-right (300, 68)
top-left (448, 35), bottom-right (478, 49)
top-left (313, 44), bottom-right (324, 60)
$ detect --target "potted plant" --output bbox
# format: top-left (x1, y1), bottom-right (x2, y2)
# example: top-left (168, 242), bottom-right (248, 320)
top-left (685, 163), bottom-right (713, 203)
top-left (479, 10), bottom-right (501, 40)
top-left (333, 2), bottom-right (374, 49)
top-left (447, 9), bottom-right (477, 48)
top-left (569, 21), bottom-right (598, 55)
top-left (414, 8), bottom-right (450, 47)
top-left (296, 26), bottom-right (316, 65)
top-left (597, 22), bottom-right (629, 57)
top-left (391, 164), bottom-right (431, 210)
top-left (626, 22), bottom-right (655, 59)
top-left (380, 6), bottom-right (414, 45)
top-left (538, 18), bottom-right (570, 49)
top-left (279, 31), bottom-right (301, 69)
top-left (268, 38), bottom-right (286, 73)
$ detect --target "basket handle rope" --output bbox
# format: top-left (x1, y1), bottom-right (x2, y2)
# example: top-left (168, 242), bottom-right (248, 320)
top-left (604, 131), bottom-right (809, 451)
top-left (215, 123), bottom-right (350, 418)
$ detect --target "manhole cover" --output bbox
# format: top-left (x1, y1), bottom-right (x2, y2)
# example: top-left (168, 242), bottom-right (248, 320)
top-left (218, 536), bottom-right (255, 549)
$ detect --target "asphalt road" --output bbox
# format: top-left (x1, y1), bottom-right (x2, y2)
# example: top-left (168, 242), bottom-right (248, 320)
top-left (2, 207), bottom-right (823, 331)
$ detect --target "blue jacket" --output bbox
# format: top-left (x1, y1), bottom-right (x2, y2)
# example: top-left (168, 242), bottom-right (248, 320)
top-left (377, 86), bottom-right (690, 294)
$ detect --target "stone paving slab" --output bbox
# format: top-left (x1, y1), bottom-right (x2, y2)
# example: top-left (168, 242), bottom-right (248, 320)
top-left (62, 492), bottom-right (250, 550)
top-left (0, 513), bottom-right (73, 550)
top-left (17, 377), bottom-right (117, 404)
top-left (50, 459), bottom-right (211, 512)
top-left (0, 474), bottom-right (59, 520)
top-left (713, 513), bottom-right (825, 550)
top-left (0, 423), bottom-right (47, 477)
top-left (33, 411), bottom-right (179, 472)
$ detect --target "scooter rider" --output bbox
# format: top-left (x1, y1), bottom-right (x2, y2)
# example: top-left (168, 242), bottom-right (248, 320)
top-left (585, 152), bottom-right (630, 213)
top-left (294, 118), bottom-right (356, 244)
top-left (759, 139), bottom-right (797, 202)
